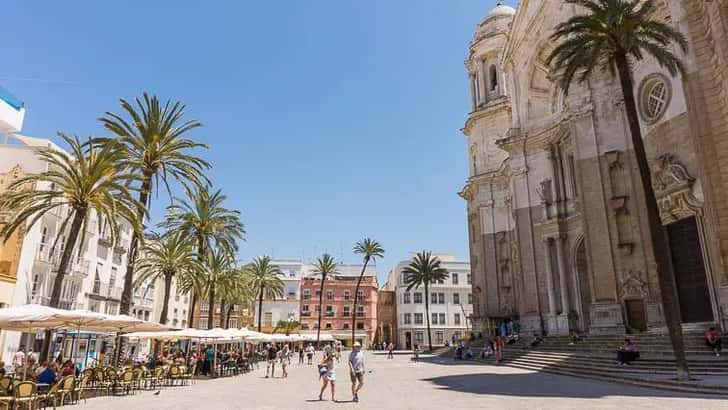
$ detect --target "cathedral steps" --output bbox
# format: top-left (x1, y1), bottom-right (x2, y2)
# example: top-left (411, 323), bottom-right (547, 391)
top-left (442, 332), bottom-right (728, 394)
top-left (501, 351), bottom-right (728, 395)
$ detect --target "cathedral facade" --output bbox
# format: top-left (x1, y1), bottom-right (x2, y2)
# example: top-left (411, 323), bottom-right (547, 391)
top-left (460, 1), bottom-right (728, 336)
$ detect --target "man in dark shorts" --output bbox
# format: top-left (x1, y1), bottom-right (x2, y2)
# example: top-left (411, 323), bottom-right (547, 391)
top-left (265, 343), bottom-right (278, 378)
top-left (348, 342), bottom-right (365, 402)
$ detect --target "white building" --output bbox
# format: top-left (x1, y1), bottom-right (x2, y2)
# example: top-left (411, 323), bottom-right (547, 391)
top-left (253, 259), bottom-right (305, 330)
top-left (385, 253), bottom-right (473, 349)
top-left (0, 133), bottom-right (159, 363)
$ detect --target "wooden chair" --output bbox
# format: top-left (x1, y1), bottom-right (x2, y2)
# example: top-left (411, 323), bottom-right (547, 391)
top-left (12, 381), bottom-right (37, 410)
top-left (167, 365), bottom-right (181, 386)
top-left (57, 376), bottom-right (75, 405)
top-left (72, 376), bottom-right (89, 405)
top-left (118, 369), bottom-right (134, 395)
top-left (37, 381), bottom-right (61, 410)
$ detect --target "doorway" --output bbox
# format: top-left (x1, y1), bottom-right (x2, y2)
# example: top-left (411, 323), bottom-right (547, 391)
top-left (666, 216), bottom-right (713, 323)
top-left (625, 299), bottom-right (647, 332)
top-left (405, 332), bottom-right (412, 350)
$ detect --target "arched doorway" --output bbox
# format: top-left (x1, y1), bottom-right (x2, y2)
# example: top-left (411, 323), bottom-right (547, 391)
top-left (573, 237), bottom-right (592, 332)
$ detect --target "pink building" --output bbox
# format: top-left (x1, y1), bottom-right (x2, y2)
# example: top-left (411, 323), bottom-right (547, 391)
top-left (300, 269), bottom-right (378, 347)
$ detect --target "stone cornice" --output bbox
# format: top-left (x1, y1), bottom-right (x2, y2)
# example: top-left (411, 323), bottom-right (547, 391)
top-left (462, 98), bottom-right (511, 136)
top-left (496, 113), bottom-right (572, 152)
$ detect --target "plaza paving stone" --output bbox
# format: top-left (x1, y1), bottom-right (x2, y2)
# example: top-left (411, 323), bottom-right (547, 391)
top-left (75, 351), bottom-right (728, 409)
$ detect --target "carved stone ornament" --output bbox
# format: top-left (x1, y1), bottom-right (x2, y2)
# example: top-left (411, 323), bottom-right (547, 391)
top-left (536, 178), bottom-right (553, 204)
top-left (619, 270), bottom-right (649, 299)
top-left (649, 154), bottom-right (702, 224)
top-left (650, 154), bottom-right (694, 192)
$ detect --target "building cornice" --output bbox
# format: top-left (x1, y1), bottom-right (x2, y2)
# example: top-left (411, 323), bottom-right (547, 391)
top-left (462, 98), bottom-right (511, 136)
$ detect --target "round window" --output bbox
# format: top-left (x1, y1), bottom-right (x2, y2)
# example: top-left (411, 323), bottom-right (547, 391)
top-left (638, 74), bottom-right (671, 124)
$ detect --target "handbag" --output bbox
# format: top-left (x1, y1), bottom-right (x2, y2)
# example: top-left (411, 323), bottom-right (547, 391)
top-left (318, 365), bottom-right (328, 375)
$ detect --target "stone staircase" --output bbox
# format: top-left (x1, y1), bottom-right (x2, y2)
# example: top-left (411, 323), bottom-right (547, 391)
top-left (447, 332), bottom-right (728, 395)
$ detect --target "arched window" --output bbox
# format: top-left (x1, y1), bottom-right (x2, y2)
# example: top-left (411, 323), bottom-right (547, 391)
top-left (489, 65), bottom-right (498, 92)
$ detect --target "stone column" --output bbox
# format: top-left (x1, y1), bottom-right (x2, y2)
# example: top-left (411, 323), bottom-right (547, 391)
top-left (555, 234), bottom-right (570, 314)
top-left (543, 237), bottom-right (557, 315)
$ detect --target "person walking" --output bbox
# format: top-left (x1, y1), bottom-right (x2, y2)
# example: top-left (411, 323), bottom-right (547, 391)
top-left (494, 335), bottom-right (505, 363)
top-left (298, 346), bottom-right (305, 364)
top-left (265, 343), bottom-right (278, 378)
top-left (318, 346), bottom-right (336, 401)
top-left (306, 344), bottom-right (315, 365)
top-left (280, 345), bottom-right (290, 378)
top-left (348, 342), bottom-right (365, 403)
top-left (386, 342), bottom-right (394, 360)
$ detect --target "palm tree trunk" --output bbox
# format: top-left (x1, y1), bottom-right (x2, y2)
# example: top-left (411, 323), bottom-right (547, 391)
top-left (208, 284), bottom-right (215, 329)
top-left (188, 291), bottom-right (197, 327)
top-left (615, 52), bottom-right (689, 381)
top-left (352, 259), bottom-right (369, 346)
top-left (42, 209), bottom-right (86, 362)
top-left (218, 299), bottom-right (226, 328)
top-left (316, 275), bottom-right (326, 348)
top-left (120, 174), bottom-right (152, 315)
top-left (160, 273), bottom-right (172, 325)
top-left (257, 288), bottom-right (264, 332)
top-left (424, 282), bottom-right (432, 352)
top-left (226, 304), bottom-right (234, 329)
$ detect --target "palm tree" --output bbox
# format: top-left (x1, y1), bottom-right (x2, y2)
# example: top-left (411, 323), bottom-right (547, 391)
top-left (245, 256), bottom-right (284, 332)
top-left (99, 93), bottom-right (210, 315)
top-left (546, 0), bottom-right (689, 380)
top-left (273, 320), bottom-right (301, 336)
top-left (220, 269), bottom-right (254, 328)
top-left (0, 134), bottom-right (142, 360)
top-left (403, 251), bottom-right (448, 352)
top-left (311, 254), bottom-right (339, 347)
top-left (134, 231), bottom-right (203, 325)
top-left (163, 187), bottom-right (245, 328)
top-left (201, 249), bottom-right (235, 329)
top-left (351, 238), bottom-right (384, 345)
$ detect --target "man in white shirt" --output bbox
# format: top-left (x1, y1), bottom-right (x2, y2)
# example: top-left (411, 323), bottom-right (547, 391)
top-left (348, 342), bottom-right (365, 403)
top-left (12, 345), bottom-right (26, 368)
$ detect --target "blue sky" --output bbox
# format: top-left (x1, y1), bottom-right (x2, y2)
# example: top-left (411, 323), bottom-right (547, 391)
top-left (3, 0), bottom-right (506, 284)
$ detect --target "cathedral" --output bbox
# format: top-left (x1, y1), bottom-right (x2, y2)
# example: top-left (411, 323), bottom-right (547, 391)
top-left (460, 1), bottom-right (728, 336)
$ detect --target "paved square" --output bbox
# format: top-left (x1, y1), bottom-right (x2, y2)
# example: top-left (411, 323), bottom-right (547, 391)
top-left (74, 352), bottom-right (728, 409)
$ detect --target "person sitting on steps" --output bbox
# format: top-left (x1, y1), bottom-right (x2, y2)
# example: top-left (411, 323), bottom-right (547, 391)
top-left (705, 327), bottom-right (723, 357)
top-left (616, 338), bottom-right (640, 366)
top-left (529, 334), bottom-right (543, 349)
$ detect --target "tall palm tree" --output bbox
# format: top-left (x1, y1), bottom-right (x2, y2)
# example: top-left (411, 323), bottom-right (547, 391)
top-left (201, 249), bottom-right (235, 329)
top-left (546, 0), bottom-right (689, 380)
top-left (220, 269), bottom-right (254, 328)
top-left (351, 238), bottom-right (384, 345)
top-left (311, 254), bottom-right (339, 347)
top-left (163, 187), bottom-right (245, 328)
top-left (0, 134), bottom-right (142, 360)
top-left (403, 251), bottom-right (448, 352)
top-left (245, 256), bottom-right (284, 332)
top-left (99, 93), bottom-right (210, 315)
top-left (134, 231), bottom-right (203, 325)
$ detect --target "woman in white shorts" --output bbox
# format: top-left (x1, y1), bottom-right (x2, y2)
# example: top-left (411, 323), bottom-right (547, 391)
top-left (318, 346), bottom-right (336, 401)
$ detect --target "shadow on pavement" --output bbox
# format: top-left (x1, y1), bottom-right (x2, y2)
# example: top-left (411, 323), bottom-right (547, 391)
top-left (421, 371), bottom-right (725, 400)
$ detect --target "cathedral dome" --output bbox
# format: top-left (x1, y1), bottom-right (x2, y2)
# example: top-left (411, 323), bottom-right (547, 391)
top-left (473, 2), bottom-right (516, 42)
top-left (485, 2), bottom-right (516, 20)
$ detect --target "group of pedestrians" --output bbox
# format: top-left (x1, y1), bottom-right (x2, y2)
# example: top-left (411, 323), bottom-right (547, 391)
top-left (317, 342), bottom-right (366, 403)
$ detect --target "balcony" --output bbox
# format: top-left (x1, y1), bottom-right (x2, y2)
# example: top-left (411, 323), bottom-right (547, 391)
top-left (90, 282), bottom-right (123, 300)
top-left (71, 260), bottom-right (90, 277)
top-left (300, 311), bottom-right (311, 317)
top-left (0, 85), bottom-right (25, 134)
top-left (35, 245), bottom-right (58, 267)
top-left (325, 311), bottom-right (334, 317)
top-left (133, 297), bottom-right (154, 309)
